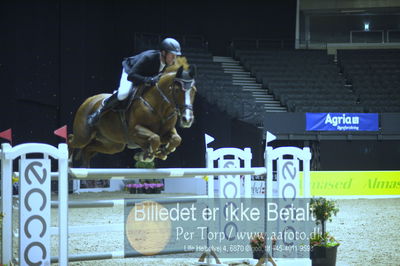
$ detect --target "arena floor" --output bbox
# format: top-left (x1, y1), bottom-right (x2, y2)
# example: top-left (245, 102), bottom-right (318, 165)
top-left (8, 192), bottom-right (400, 266)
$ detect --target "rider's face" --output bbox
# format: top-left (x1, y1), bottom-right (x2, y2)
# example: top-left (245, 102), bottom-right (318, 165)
top-left (164, 52), bottom-right (177, 66)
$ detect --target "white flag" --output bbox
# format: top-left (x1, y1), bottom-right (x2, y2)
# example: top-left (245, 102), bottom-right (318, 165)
top-left (204, 134), bottom-right (215, 147)
top-left (266, 131), bottom-right (277, 144)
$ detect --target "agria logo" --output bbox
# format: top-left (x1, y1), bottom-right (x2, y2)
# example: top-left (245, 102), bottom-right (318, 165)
top-left (306, 112), bottom-right (378, 131)
top-left (324, 113), bottom-right (359, 127)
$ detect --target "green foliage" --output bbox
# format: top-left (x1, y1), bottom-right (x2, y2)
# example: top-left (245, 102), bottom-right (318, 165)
top-left (249, 233), bottom-right (265, 250)
top-left (310, 197), bottom-right (339, 225)
top-left (134, 161), bottom-right (155, 169)
top-left (134, 160), bottom-right (160, 184)
top-left (309, 197), bottom-right (340, 245)
top-left (310, 232), bottom-right (339, 248)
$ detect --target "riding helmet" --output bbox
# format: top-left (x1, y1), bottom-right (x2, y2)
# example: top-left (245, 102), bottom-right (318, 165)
top-left (160, 38), bottom-right (182, 55)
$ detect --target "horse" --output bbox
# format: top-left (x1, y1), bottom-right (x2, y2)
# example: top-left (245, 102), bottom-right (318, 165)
top-left (68, 58), bottom-right (196, 167)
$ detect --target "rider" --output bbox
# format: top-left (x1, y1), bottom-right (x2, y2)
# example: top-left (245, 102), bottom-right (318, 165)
top-left (87, 37), bottom-right (182, 127)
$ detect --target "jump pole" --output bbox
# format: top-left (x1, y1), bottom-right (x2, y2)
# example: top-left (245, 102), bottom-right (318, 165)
top-left (69, 167), bottom-right (266, 179)
top-left (50, 249), bottom-right (195, 263)
top-left (50, 198), bottom-right (199, 208)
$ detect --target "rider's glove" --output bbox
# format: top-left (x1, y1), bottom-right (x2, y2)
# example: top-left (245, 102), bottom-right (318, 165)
top-left (144, 75), bottom-right (160, 86)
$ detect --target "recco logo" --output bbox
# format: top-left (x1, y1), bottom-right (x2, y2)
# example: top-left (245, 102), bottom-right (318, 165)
top-left (219, 159), bottom-right (241, 242)
top-left (19, 159), bottom-right (51, 266)
top-left (277, 159), bottom-right (299, 249)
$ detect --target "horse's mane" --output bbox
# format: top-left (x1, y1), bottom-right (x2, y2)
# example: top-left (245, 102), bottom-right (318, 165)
top-left (164, 57), bottom-right (189, 73)
top-left (158, 57), bottom-right (190, 86)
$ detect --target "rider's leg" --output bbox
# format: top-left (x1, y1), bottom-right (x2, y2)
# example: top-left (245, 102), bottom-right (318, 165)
top-left (87, 69), bottom-right (133, 127)
top-left (117, 70), bottom-right (133, 100)
top-left (87, 92), bottom-right (119, 127)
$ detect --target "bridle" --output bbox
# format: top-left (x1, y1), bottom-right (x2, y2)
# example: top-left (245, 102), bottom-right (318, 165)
top-left (150, 75), bottom-right (195, 123)
top-left (172, 77), bottom-right (195, 116)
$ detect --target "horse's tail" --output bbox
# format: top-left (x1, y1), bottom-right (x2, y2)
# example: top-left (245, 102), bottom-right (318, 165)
top-left (67, 133), bottom-right (77, 163)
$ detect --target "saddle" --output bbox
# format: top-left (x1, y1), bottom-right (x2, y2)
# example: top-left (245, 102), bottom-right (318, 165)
top-left (110, 85), bottom-right (146, 149)
top-left (110, 85), bottom-right (145, 112)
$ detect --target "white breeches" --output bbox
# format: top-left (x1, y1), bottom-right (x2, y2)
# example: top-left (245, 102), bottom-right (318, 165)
top-left (116, 69), bottom-right (133, 100)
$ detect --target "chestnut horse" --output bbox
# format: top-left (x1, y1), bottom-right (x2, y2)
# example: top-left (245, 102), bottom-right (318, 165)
top-left (68, 59), bottom-right (196, 166)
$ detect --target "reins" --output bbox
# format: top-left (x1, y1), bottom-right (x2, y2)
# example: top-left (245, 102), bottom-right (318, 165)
top-left (139, 80), bottom-right (178, 125)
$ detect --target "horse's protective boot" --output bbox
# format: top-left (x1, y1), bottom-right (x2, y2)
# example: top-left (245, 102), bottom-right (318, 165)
top-left (87, 93), bottom-right (119, 127)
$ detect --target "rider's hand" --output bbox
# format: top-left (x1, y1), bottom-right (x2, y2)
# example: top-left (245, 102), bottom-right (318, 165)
top-left (144, 75), bottom-right (160, 86)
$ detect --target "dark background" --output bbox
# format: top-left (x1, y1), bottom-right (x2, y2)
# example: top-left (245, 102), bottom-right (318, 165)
top-left (1, 0), bottom-right (399, 170)
top-left (0, 0), bottom-right (295, 168)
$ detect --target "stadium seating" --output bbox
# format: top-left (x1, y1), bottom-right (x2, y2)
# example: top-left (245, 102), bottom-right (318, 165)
top-left (234, 49), bottom-right (360, 112)
top-left (337, 49), bottom-right (400, 112)
top-left (184, 47), bottom-right (265, 125)
top-left (136, 34), bottom-right (399, 125)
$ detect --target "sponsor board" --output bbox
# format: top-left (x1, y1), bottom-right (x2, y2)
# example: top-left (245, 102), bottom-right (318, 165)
top-left (299, 171), bottom-right (400, 196)
top-left (306, 113), bottom-right (378, 131)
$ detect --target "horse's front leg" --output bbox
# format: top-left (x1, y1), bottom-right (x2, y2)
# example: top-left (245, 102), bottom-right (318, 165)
top-left (131, 124), bottom-right (161, 162)
top-left (156, 127), bottom-right (182, 160)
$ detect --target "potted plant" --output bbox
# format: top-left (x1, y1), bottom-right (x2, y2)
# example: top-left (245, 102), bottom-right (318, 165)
top-left (250, 233), bottom-right (266, 259)
top-left (309, 197), bottom-right (340, 266)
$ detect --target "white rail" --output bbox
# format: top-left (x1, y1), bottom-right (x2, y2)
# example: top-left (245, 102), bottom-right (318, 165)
top-left (69, 167), bottom-right (266, 179)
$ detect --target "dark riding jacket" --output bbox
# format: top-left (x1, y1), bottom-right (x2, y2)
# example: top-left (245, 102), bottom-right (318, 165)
top-left (122, 50), bottom-right (162, 86)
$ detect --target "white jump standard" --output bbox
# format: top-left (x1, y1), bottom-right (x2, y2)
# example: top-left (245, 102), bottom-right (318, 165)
top-left (1, 138), bottom-right (312, 266)
top-left (0, 143), bottom-right (266, 265)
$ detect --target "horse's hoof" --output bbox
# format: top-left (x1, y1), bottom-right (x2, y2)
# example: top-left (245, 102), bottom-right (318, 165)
top-left (134, 152), bottom-right (154, 162)
top-left (134, 152), bottom-right (145, 162)
top-left (143, 157), bottom-right (154, 162)
top-left (157, 154), bottom-right (168, 160)
top-left (141, 154), bottom-right (154, 162)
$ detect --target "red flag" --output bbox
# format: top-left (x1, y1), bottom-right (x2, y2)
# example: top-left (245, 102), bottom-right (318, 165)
top-left (0, 128), bottom-right (12, 144)
top-left (54, 125), bottom-right (67, 142)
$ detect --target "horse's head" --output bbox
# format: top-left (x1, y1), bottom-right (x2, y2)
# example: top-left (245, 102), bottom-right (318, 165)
top-left (158, 59), bottom-right (196, 128)
top-left (172, 65), bottom-right (196, 128)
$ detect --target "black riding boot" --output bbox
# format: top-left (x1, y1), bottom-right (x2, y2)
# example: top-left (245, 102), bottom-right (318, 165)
top-left (87, 93), bottom-right (119, 127)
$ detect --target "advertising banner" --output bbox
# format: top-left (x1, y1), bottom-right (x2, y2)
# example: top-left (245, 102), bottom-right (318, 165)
top-left (306, 113), bottom-right (379, 131)
top-left (300, 171), bottom-right (400, 196)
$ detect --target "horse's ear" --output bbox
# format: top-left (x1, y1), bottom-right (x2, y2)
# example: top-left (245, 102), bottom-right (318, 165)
top-left (189, 65), bottom-right (197, 78)
top-left (176, 66), bottom-right (184, 78)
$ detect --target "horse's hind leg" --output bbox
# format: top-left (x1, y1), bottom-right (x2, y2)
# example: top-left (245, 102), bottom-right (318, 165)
top-left (81, 140), bottom-right (126, 167)
top-left (81, 149), bottom-right (97, 168)
top-left (68, 129), bottom-right (94, 149)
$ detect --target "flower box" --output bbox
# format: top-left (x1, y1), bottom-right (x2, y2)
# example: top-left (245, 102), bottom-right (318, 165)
top-left (126, 183), bottom-right (145, 194)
